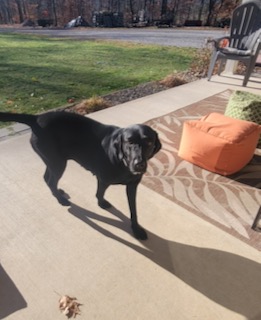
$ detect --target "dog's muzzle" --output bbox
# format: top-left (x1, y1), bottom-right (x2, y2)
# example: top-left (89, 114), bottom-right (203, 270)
top-left (122, 143), bottom-right (148, 175)
top-left (122, 157), bottom-right (147, 175)
top-left (133, 159), bottom-right (147, 173)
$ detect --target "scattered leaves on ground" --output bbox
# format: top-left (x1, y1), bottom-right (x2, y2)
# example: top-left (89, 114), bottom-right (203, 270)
top-left (59, 295), bottom-right (82, 318)
top-left (69, 96), bottom-right (111, 115)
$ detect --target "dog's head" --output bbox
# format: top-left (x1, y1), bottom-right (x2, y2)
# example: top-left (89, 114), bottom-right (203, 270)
top-left (116, 124), bottom-right (161, 175)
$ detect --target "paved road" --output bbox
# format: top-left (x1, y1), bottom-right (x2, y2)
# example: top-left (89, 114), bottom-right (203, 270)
top-left (0, 27), bottom-right (224, 48)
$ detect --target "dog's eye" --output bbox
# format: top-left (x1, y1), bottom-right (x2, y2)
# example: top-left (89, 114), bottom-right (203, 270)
top-left (142, 137), bottom-right (153, 147)
top-left (144, 139), bottom-right (153, 147)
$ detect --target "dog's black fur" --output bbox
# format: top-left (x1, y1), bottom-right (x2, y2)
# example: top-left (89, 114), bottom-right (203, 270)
top-left (0, 111), bottom-right (161, 240)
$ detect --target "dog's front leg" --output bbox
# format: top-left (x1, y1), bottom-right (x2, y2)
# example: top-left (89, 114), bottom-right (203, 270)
top-left (96, 179), bottom-right (112, 209)
top-left (127, 182), bottom-right (147, 240)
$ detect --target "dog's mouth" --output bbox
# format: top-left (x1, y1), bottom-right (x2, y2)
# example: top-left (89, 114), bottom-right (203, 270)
top-left (132, 169), bottom-right (145, 175)
top-left (122, 158), bottom-right (147, 175)
top-left (130, 160), bottom-right (147, 175)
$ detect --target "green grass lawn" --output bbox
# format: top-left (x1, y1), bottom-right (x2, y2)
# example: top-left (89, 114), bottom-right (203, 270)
top-left (0, 34), bottom-right (196, 114)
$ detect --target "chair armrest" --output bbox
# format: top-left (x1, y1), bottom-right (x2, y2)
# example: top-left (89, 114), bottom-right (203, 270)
top-left (253, 39), bottom-right (261, 63)
top-left (207, 36), bottom-right (230, 49)
top-left (255, 38), bottom-right (261, 52)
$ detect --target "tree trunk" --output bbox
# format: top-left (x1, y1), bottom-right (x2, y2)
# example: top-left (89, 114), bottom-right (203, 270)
top-left (0, 0), bottom-right (13, 24)
top-left (161, 0), bottom-right (168, 16)
top-left (173, 0), bottom-right (181, 25)
top-left (129, 0), bottom-right (134, 18)
top-left (206, 0), bottom-right (215, 26)
top-left (77, 0), bottom-right (84, 16)
top-left (198, 0), bottom-right (205, 21)
top-left (14, 0), bottom-right (24, 23)
top-left (51, 0), bottom-right (58, 26)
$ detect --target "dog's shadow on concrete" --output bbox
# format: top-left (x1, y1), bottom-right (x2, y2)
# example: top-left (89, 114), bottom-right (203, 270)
top-left (68, 203), bottom-right (261, 320)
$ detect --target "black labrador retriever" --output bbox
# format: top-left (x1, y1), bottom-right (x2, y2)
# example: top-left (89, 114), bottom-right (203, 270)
top-left (0, 111), bottom-right (161, 240)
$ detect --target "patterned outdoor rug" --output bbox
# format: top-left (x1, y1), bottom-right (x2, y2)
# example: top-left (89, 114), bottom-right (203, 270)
top-left (143, 90), bottom-right (261, 251)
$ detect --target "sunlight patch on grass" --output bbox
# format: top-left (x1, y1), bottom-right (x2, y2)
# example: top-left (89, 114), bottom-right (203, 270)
top-left (0, 34), bottom-right (195, 114)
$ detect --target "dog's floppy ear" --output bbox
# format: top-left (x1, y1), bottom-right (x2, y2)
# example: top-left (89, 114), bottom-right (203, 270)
top-left (153, 133), bottom-right (162, 156)
top-left (112, 132), bottom-right (124, 161)
top-left (102, 130), bottom-right (124, 162)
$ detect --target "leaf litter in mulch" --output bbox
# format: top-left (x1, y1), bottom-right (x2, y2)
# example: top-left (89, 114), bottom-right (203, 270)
top-left (67, 71), bottom-right (201, 115)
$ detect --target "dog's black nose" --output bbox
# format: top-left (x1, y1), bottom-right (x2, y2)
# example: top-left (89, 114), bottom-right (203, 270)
top-left (134, 160), bottom-right (146, 172)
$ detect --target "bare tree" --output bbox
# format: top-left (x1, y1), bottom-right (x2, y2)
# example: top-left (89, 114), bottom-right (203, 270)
top-left (0, 0), bottom-right (14, 23)
top-left (14, 0), bottom-right (25, 22)
top-left (51, 0), bottom-right (57, 25)
top-left (205, 0), bottom-right (216, 26)
top-left (198, 0), bottom-right (205, 21)
top-left (0, 0), bottom-right (241, 27)
top-left (161, 0), bottom-right (168, 16)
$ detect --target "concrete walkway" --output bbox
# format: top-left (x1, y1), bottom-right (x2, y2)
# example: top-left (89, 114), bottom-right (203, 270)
top-left (0, 75), bottom-right (261, 320)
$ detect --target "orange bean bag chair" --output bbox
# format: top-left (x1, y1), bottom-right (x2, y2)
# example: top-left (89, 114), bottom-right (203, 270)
top-left (178, 112), bottom-right (261, 175)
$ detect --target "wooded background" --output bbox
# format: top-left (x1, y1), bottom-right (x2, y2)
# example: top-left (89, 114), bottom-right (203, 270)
top-left (0, 0), bottom-right (241, 27)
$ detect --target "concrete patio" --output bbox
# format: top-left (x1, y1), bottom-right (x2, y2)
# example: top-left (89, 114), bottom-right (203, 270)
top-left (0, 74), bottom-right (261, 320)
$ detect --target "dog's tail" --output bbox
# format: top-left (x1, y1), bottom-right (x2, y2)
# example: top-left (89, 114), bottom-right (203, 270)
top-left (0, 112), bottom-right (39, 133)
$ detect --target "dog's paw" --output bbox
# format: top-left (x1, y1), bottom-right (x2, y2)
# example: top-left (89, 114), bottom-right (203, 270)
top-left (132, 224), bottom-right (148, 240)
top-left (57, 189), bottom-right (71, 206)
top-left (58, 189), bottom-right (71, 198)
top-left (98, 199), bottom-right (112, 209)
top-left (58, 197), bottom-right (71, 206)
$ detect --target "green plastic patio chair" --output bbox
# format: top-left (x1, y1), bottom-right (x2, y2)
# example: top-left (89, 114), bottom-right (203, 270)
top-left (207, 1), bottom-right (261, 87)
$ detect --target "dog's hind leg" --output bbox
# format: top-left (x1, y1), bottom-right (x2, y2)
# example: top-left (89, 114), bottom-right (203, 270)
top-left (43, 162), bottom-right (70, 206)
top-left (31, 138), bottom-right (70, 206)
top-left (96, 179), bottom-right (111, 209)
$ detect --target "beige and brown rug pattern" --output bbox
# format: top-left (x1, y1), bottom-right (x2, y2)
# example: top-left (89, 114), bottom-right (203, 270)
top-left (143, 90), bottom-right (261, 251)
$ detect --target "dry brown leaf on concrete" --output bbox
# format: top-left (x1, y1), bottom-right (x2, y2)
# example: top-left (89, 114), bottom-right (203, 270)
top-left (58, 295), bottom-right (82, 318)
